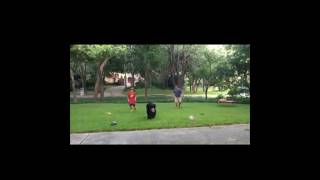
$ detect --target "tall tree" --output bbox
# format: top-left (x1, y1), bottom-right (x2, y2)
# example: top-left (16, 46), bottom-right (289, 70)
top-left (70, 68), bottom-right (78, 102)
top-left (70, 45), bottom-right (91, 94)
top-left (132, 45), bottom-right (164, 98)
top-left (74, 45), bottom-right (127, 101)
top-left (199, 46), bottom-right (227, 99)
top-left (226, 45), bottom-right (250, 92)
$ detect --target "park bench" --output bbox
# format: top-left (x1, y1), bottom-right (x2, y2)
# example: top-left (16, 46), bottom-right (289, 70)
top-left (217, 98), bottom-right (236, 104)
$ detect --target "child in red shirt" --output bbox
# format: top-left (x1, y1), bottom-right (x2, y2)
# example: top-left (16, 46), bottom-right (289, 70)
top-left (127, 87), bottom-right (137, 112)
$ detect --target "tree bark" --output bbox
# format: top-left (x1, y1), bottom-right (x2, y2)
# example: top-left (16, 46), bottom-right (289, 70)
top-left (94, 57), bottom-right (111, 101)
top-left (144, 68), bottom-right (148, 98)
top-left (144, 53), bottom-right (149, 98)
top-left (79, 63), bottom-right (86, 94)
top-left (123, 62), bottom-right (127, 88)
top-left (202, 79), bottom-right (205, 92)
top-left (124, 72), bottom-right (127, 87)
top-left (192, 80), bottom-right (197, 94)
top-left (131, 72), bottom-right (135, 87)
top-left (170, 45), bottom-right (176, 87)
top-left (176, 47), bottom-right (180, 87)
top-left (204, 79), bottom-right (209, 99)
top-left (70, 69), bottom-right (78, 102)
top-left (205, 86), bottom-right (208, 99)
top-left (94, 70), bottom-right (100, 100)
top-left (195, 79), bottom-right (201, 93)
top-left (80, 64), bottom-right (86, 94)
top-left (189, 77), bottom-right (192, 93)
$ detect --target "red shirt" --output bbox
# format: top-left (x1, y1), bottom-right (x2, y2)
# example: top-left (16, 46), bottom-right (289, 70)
top-left (128, 91), bottom-right (136, 104)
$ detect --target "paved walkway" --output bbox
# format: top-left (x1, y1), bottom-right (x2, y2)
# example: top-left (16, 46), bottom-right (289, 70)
top-left (70, 86), bottom-right (125, 98)
top-left (70, 124), bottom-right (250, 145)
top-left (104, 85), bottom-right (125, 96)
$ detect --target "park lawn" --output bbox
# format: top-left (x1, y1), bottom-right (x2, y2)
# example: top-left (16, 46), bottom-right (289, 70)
top-left (70, 102), bottom-right (250, 133)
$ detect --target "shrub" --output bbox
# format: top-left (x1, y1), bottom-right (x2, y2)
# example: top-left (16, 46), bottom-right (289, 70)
top-left (135, 81), bottom-right (145, 88)
top-left (228, 87), bottom-right (240, 97)
top-left (234, 97), bottom-right (250, 104)
top-left (217, 94), bottom-right (224, 99)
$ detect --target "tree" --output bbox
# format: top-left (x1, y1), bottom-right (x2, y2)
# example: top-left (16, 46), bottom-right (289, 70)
top-left (165, 44), bottom-right (203, 90)
top-left (95, 45), bottom-right (127, 100)
top-left (221, 45), bottom-right (250, 96)
top-left (227, 45), bottom-right (250, 92)
top-left (71, 45), bottom-right (127, 101)
top-left (199, 46), bottom-right (228, 99)
top-left (184, 45), bottom-right (205, 93)
top-left (131, 45), bottom-right (165, 98)
top-left (70, 45), bottom-right (92, 94)
top-left (70, 68), bottom-right (78, 102)
top-left (125, 45), bottom-right (138, 87)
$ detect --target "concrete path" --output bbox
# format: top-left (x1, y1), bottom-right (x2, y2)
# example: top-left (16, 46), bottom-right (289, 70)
top-left (104, 85), bottom-right (125, 97)
top-left (70, 85), bottom-right (125, 98)
top-left (70, 124), bottom-right (250, 145)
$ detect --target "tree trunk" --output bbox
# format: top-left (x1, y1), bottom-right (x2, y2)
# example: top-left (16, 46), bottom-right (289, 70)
top-left (202, 79), bottom-right (205, 92)
top-left (178, 74), bottom-right (184, 88)
top-left (94, 57), bottom-right (111, 101)
top-left (94, 68), bottom-right (101, 100)
top-left (80, 65), bottom-right (86, 94)
top-left (100, 73), bottom-right (105, 99)
top-left (123, 64), bottom-right (127, 87)
top-left (82, 63), bottom-right (87, 94)
top-left (204, 79), bottom-right (209, 99)
top-left (81, 78), bottom-right (85, 94)
top-left (171, 73), bottom-right (175, 88)
top-left (170, 45), bottom-right (177, 87)
top-left (70, 69), bottom-right (78, 103)
top-left (176, 48), bottom-right (180, 87)
top-left (124, 73), bottom-right (127, 87)
top-left (144, 68), bottom-right (148, 98)
top-left (131, 72), bottom-right (135, 87)
top-left (195, 79), bottom-right (201, 93)
top-left (205, 86), bottom-right (208, 99)
top-left (192, 80), bottom-right (197, 94)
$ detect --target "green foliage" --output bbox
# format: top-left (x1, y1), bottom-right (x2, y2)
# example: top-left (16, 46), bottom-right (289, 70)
top-left (217, 94), bottom-right (224, 99)
top-left (226, 45), bottom-right (250, 90)
top-left (70, 45), bottom-right (250, 97)
top-left (135, 80), bottom-right (145, 88)
top-left (228, 87), bottom-right (241, 97)
top-left (234, 97), bottom-right (250, 104)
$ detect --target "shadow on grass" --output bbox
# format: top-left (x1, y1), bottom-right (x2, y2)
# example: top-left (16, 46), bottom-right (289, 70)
top-left (216, 104), bottom-right (238, 107)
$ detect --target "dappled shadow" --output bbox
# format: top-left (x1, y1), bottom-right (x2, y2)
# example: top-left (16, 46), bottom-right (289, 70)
top-left (216, 104), bottom-right (238, 107)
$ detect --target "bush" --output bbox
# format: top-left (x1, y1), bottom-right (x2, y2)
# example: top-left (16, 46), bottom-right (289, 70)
top-left (86, 81), bottom-right (95, 90)
top-left (228, 87), bottom-right (240, 97)
top-left (135, 81), bottom-right (145, 88)
top-left (234, 97), bottom-right (250, 104)
top-left (217, 94), bottom-right (224, 99)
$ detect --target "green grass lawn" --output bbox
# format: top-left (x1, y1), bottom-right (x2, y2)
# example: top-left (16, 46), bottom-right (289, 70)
top-left (70, 102), bottom-right (250, 133)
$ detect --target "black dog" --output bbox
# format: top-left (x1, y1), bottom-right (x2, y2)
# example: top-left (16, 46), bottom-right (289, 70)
top-left (146, 102), bottom-right (156, 119)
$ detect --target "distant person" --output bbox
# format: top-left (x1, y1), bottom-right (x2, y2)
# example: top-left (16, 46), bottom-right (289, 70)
top-left (127, 87), bottom-right (137, 112)
top-left (173, 86), bottom-right (183, 108)
top-left (146, 101), bottom-right (156, 119)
